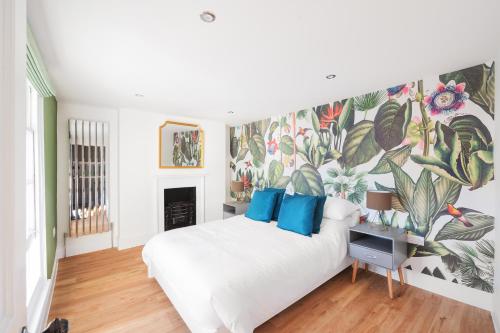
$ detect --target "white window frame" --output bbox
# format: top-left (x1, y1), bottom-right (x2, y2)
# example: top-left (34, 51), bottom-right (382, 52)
top-left (25, 80), bottom-right (48, 332)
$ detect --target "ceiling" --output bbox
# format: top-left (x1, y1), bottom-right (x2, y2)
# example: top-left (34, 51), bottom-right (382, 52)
top-left (28, 0), bottom-right (500, 125)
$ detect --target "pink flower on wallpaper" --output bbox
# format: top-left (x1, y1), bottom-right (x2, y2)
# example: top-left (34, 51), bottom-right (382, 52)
top-left (267, 139), bottom-right (279, 155)
top-left (423, 80), bottom-right (469, 115)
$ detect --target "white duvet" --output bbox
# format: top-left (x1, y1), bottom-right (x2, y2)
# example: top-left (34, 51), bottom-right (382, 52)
top-left (142, 214), bottom-right (353, 333)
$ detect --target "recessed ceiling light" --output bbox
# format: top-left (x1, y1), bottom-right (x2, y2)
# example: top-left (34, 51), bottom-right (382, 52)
top-left (228, 111), bottom-right (235, 114)
top-left (325, 74), bottom-right (336, 80)
top-left (135, 93), bottom-right (144, 97)
top-left (200, 11), bottom-right (216, 23)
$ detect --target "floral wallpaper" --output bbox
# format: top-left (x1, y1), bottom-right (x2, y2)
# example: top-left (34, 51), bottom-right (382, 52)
top-left (229, 62), bottom-right (495, 292)
top-left (172, 130), bottom-right (202, 166)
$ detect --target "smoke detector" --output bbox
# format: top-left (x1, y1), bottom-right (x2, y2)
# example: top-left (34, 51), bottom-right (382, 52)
top-left (200, 11), bottom-right (216, 23)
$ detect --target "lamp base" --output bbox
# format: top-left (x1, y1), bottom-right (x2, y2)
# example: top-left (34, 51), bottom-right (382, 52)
top-left (370, 210), bottom-right (390, 230)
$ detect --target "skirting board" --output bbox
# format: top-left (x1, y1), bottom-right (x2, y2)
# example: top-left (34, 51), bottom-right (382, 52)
top-left (40, 254), bottom-right (59, 331)
top-left (493, 311), bottom-right (499, 333)
top-left (118, 232), bottom-right (153, 250)
top-left (368, 265), bottom-right (492, 311)
top-left (31, 247), bottom-right (60, 333)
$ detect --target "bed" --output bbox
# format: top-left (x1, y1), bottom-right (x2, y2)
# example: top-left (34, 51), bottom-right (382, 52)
top-left (142, 212), bottom-right (358, 333)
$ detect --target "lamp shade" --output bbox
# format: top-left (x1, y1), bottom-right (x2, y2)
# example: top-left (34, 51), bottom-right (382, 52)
top-left (366, 191), bottom-right (392, 210)
top-left (230, 180), bottom-right (244, 193)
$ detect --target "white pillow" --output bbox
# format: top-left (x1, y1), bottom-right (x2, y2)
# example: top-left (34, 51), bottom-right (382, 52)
top-left (323, 196), bottom-right (360, 220)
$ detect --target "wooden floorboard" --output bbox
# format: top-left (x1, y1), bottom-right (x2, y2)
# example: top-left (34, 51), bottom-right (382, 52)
top-left (48, 246), bottom-right (494, 333)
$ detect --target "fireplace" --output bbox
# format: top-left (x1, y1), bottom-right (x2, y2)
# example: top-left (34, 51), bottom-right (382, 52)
top-left (157, 175), bottom-right (205, 233)
top-left (164, 187), bottom-right (196, 231)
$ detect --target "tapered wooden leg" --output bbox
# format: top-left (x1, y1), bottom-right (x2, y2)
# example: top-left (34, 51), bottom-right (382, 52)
top-left (398, 267), bottom-right (404, 286)
top-left (352, 259), bottom-right (359, 283)
top-left (364, 263), bottom-right (369, 272)
top-left (387, 270), bottom-right (394, 299)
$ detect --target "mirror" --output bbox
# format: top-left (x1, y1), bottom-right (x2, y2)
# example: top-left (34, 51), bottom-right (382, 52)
top-left (159, 121), bottom-right (204, 168)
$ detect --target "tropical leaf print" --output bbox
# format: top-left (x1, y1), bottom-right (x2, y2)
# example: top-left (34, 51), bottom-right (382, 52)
top-left (453, 240), bottom-right (495, 292)
top-left (279, 135), bottom-right (294, 155)
top-left (388, 161), bottom-right (416, 218)
top-left (413, 169), bottom-right (436, 235)
top-left (433, 177), bottom-right (461, 216)
top-left (230, 136), bottom-right (239, 159)
top-left (229, 61), bottom-right (495, 293)
top-left (268, 160), bottom-right (284, 186)
top-left (236, 148), bottom-right (249, 163)
top-left (324, 167), bottom-right (367, 204)
top-left (267, 121), bottom-right (279, 141)
top-left (297, 110), bottom-right (308, 120)
top-left (435, 213), bottom-right (494, 241)
top-left (412, 241), bottom-right (454, 257)
top-left (439, 62), bottom-right (495, 118)
top-left (291, 164), bottom-right (325, 196)
top-left (373, 99), bottom-right (412, 151)
top-left (387, 162), bottom-right (464, 237)
top-left (341, 120), bottom-right (381, 168)
top-left (338, 98), bottom-right (355, 131)
top-left (248, 134), bottom-right (266, 167)
top-left (369, 145), bottom-right (412, 174)
top-left (411, 119), bottom-right (494, 190)
top-left (354, 90), bottom-right (387, 112)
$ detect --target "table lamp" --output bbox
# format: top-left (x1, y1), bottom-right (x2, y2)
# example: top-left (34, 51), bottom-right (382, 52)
top-left (366, 190), bottom-right (392, 227)
top-left (231, 180), bottom-right (244, 202)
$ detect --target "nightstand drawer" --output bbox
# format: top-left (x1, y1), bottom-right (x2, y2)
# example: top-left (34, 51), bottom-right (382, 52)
top-left (349, 244), bottom-right (392, 269)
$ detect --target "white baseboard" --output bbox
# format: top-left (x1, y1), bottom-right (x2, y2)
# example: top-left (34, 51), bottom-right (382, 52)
top-left (493, 310), bottom-right (499, 333)
top-left (65, 232), bottom-right (113, 257)
top-left (41, 254), bottom-right (59, 330)
top-left (56, 245), bottom-right (65, 260)
top-left (369, 265), bottom-right (492, 311)
top-left (29, 247), bottom-right (60, 333)
top-left (118, 232), bottom-right (153, 250)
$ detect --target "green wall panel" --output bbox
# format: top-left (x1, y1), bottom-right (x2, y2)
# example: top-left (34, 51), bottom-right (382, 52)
top-left (44, 96), bottom-right (57, 278)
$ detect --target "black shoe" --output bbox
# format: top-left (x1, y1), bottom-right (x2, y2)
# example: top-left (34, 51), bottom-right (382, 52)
top-left (43, 318), bottom-right (69, 333)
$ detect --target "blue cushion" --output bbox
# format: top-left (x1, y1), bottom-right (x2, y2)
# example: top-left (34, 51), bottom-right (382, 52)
top-left (245, 190), bottom-right (278, 222)
top-left (263, 188), bottom-right (286, 221)
top-left (295, 193), bottom-right (327, 233)
top-left (277, 194), bottom-right (317, 236)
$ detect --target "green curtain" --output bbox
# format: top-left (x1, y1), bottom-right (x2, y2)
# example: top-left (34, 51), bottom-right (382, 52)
top-left (27, 25), bottom-right (55, 97)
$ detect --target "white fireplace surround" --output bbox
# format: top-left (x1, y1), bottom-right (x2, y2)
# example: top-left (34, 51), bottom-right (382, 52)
top-left (157, 175), bottom-right (205, 233)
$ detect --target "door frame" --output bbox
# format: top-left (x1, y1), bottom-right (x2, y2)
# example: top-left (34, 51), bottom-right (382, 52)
top-left (0, 0), bottom-right (28, 332)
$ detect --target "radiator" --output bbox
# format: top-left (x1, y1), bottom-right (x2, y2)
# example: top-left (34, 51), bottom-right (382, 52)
top-left (68, 119), bottom-right (109, 237)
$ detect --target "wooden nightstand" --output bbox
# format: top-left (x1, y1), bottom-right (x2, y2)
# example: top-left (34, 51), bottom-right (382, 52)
top-left (223, 201), bottom-right (248, 219)
top-left (349, 223), bottom-right (408, 299)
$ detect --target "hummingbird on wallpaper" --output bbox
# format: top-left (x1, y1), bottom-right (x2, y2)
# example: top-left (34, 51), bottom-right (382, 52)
top-left (447, 203), bottom-right (473, 227)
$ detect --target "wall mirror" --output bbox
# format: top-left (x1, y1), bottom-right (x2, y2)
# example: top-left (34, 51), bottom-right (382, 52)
top-left (159, 121), bottom-right (204, 168)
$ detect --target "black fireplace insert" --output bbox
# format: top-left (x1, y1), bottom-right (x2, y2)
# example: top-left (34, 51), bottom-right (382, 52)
top-left (164, 187), bottom-right (196, 231)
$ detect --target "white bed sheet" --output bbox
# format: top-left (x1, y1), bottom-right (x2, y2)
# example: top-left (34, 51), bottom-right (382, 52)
top-left (142, 214), bottom-right (354, 333)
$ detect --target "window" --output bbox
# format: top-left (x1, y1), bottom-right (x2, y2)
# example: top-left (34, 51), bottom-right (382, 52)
top-left (25, 80), bottom-right (45, 307)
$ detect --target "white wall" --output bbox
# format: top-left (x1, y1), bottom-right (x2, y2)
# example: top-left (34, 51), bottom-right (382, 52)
top-left (118, 108), bottom-right (226, 249)
top-left (56, 103), bottom-right (226, 253)
top-left (56, 103), bottom-right (119, 254)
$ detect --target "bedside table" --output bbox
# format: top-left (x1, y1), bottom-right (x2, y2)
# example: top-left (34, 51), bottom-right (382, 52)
top-left (349, 223), bottom-right (407, 299)
top-left (223, 201), bottom-right (248, 219)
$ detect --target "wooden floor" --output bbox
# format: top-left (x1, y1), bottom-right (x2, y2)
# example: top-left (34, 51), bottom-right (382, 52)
top-left (49, 247), bottom-right (494, 333)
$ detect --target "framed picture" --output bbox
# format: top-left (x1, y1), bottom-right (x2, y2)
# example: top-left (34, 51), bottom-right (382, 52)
top-left (159, 121), bottom-right (204, 168)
